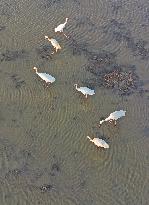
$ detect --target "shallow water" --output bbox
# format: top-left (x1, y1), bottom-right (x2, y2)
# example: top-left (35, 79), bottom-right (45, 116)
top-left (0, 0), bottom-right (149, 204)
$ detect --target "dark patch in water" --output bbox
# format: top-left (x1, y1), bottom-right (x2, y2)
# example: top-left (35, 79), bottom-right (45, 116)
top-left (36, 44), bottom-right (52, 60)
top-left (79, 180), bottom-right (86, 188)
top-left (102, 19), bottom-right (149, 60)
top-left (72, 0), bottom-right (80, 5)
top-left (102, 19), bottom-right (131, 41)
top-left (67, 36), bottom-right (144, 95)
top-left (50, 163), bottom-right (60, 176)
top-left (127, 39), bottom-right (149, 60)
top-left (0, 49), bottom-right (28, 62)
top-left (68, 36), bottom-right (88, 56)
top-left (0, 138), bottom-right (36, 179)
top-left (137, 3), bottom-right (149, 26)
top-left (5, 168), bottom-right (22, 180)
top-left (40, 184), bottom-right (53, 192)
top-left (10, 74), bottom-right (26, 89)
top-left (51, 163), bottom-right (60, 172)
top-left (0, 25), bottom-right (6, 31)
top-left (83, 51), bottom-right (143, 96)
top-left (110, 0), bottom-right (123, 15)
top-left (143, 127), bottom-right (149, 137)
top-left (75, 16), bottom-right (97, 32)
top-left (103, 69), bottom-right (138, 94)
top-left (44, 0), bottom-right (62, 8)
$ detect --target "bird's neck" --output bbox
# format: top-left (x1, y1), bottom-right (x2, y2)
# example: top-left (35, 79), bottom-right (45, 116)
top-left (47, 38), bottom-right (51, 42)
top-left (87, 136), bottom-right (91, 141)
top-left (34, 67), bottom-right (38, 73)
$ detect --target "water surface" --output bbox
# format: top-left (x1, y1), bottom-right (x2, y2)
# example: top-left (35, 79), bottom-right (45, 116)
top-left (0, 0), bottom-right (149, 204)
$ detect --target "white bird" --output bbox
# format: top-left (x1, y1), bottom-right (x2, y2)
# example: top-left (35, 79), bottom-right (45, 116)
top-left (87, 136), bottom-right (109, 149)
top-left (33, 67), bottom-right (55, 84)
top-left (55, 18), bottom-right (68, 33)
top-left (99, 110), bottom-right (126, 126)
top-left (45, 36), bottom-right (61, 53)
top-left (74, 84), bottom-right (95, 98)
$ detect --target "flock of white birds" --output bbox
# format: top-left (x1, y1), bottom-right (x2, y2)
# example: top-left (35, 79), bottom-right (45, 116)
top-left (33, 18), bottom-right (126, 149)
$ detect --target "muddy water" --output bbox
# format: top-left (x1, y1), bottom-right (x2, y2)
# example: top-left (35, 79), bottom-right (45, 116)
top-left (0, 0), bottom-right (149, 204)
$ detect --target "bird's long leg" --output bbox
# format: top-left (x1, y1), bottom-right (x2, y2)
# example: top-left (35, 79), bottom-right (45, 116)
top-left (63, 32), bottom-right (69, 39)
top-left (114, 120), bottom-right (117, 126)
top-left (46, 82), bottom-right (51, 88)
top-left (43, 81), bottom-right (46, 88)
top-left (109, 119), bottom-right (113, 124)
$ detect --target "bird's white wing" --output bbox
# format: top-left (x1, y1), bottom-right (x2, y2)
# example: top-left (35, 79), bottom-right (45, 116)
top-left (56, 24), bottom-right (64, 30)
top-left (51, 39), bottom-right (59, 46)
top-left (79, 87), bottom-right (89, 92)
top-left (80, 87), bottom-right (95, 94)
top-left (98, 139), bottom-right (109, 148)
top-left (44, 73), bottom-right (55, 82)
top-left (38, 73), bottom-right (55, 82)
top-left (111, 110), bottom-right (126, 120)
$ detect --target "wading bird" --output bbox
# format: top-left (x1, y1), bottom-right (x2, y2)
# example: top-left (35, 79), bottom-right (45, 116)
top-left (99, 110), bottom-right (126, 126)
top-left (33, 67), bottom-right (55, 84)
top-left (87, 136), bottom-right (109, 149)
top-left (55, 18), bottom-right (68, 33)
top-left (45, 36), bottom-right (61, 54)
top-left (74, 84), bottom-right (95, 98)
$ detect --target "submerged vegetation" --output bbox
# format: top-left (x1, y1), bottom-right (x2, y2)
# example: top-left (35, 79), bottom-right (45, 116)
top-left (84, 51), bottom-right (141, 95)
top-left (0, 49), bottom-right (27, 62)
top-left (36, 44), bottom-right (52, 60)
top-left (10, 74), bottom-right (26, 89)
top-left (0, 0), bottom-right (149, 203)
top-left (102, 19), bottom-right (149, 60)
top-left (67, 35), bottom-right (142, 96)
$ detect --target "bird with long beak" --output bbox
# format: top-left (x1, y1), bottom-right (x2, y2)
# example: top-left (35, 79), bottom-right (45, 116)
top-left (87, 136), bottom-right (109, 149)
top-left (74, 84), bottom-right (95, 98)
top-left (33, 67), bottom-right (55, 85)
top-left (99, 110), bottom-right (126, 126)
top-left (45, 36), bottom-right (61, 54)
top-left (55, 18), bottom-right (69, 38)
